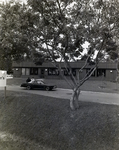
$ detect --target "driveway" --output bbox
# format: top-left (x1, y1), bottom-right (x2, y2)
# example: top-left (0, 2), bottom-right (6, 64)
top-left (1, 85), bottom-right (119, 106)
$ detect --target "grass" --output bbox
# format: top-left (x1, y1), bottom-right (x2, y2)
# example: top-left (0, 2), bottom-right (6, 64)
top-left (7, 77), bottom-right (119, 93)
top-left (0, 91), bottom-right (119, 150)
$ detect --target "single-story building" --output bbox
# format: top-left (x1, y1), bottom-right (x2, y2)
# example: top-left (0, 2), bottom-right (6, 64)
top-left (12, 60), bottom-right (118, 81)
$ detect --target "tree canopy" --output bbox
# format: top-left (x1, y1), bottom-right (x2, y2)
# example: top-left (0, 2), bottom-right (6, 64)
top-left (26, 0), bottom-right (118, 62)
top-left (0, 0), bottom-right (118, 63)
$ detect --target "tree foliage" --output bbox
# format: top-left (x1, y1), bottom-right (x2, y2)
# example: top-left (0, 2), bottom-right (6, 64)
top-left (0, 1), bottom-right (39, 65)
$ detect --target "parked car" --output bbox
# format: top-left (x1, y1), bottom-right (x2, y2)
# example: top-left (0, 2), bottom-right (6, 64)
top-left (20, 79), bottom-right (57, 91)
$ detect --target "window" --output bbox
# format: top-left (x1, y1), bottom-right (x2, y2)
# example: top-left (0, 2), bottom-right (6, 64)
top-left (22, 68), bottom-right (30, 75)
top-left (72, 69), bottom-right (76, 76)
top-left (22, 68), bottom-right (25, 75)
top-left (64, 68), bottom-right (70, 76)
top-left (41, 69), bottom-right (44, 75)
top-left (26, 68), bottom-right (30, 75)
top-left (64, 68), bottom-right (76, 76)
top-left (97, 69), bottom-right (106, 77)
top-left (48, 68), bottom-right (59, 75)
top-left (86, 69), bottom-right (95, 77)
top-left (30, 68), bottom-right (38, 75)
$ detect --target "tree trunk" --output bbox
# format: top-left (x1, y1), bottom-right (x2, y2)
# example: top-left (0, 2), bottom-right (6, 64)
top-left (70, 87), bottom-right (80, 110)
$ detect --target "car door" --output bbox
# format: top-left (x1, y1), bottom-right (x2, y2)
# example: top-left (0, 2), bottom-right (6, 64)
top-left (37, 81), bottom-right (45, 89)
top-left (32, 81), bottom-right (40, 89)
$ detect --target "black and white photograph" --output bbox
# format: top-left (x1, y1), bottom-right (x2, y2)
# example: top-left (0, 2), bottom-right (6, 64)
top-left (0, 0), bottom-right (119, 149)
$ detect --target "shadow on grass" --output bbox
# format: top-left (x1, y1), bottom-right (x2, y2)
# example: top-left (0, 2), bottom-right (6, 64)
top-left (0, 91), bottom-right (119, 150)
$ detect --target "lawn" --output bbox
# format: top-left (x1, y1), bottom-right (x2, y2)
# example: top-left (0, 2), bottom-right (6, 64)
top-left (0, 90), bottom-right (119, 150)
top-left (7, 77), bottom-right (119, 93)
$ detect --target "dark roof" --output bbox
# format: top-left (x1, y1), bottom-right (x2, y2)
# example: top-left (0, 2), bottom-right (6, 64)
top-left (12, 61), bottom-right (117, 69)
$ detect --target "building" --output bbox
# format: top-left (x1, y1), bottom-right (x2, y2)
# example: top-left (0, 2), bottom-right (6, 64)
top-left (12, 60), bottom-right (118, 81)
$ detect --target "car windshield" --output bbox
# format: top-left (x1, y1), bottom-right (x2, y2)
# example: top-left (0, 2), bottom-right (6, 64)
top-left (37, 80), bottom-right (45, 84)
top-left (29, 79), bottom-right (45, 84)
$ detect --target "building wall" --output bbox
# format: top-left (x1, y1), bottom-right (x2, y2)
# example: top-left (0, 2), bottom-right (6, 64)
top-left (106, 69), bottom-right (117, 81)
top-left (12, 61), bottom-right (118, 81)
top-left (13, 68), bottom-right (22, 77)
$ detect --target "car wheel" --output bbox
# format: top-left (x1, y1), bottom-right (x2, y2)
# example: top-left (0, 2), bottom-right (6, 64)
top-left (46, 86), bottom-right (50, 91)
top-left (26, 85), bottom-right (31, 90)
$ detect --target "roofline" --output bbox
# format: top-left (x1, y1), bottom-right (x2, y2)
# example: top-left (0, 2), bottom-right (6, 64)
top-left (12, 61), bottom-right (117, 69)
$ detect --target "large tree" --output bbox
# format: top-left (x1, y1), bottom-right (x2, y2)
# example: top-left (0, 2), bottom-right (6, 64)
top-left (27, 0), bottom-right (118, 110)
top-left (0, 0), bottom-right (38, 70)
top-left (0, 0), bottom-right (118, 109)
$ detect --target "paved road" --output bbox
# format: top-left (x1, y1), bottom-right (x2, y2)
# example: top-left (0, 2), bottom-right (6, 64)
top-left (0, 85), bottom-right (119, 106)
